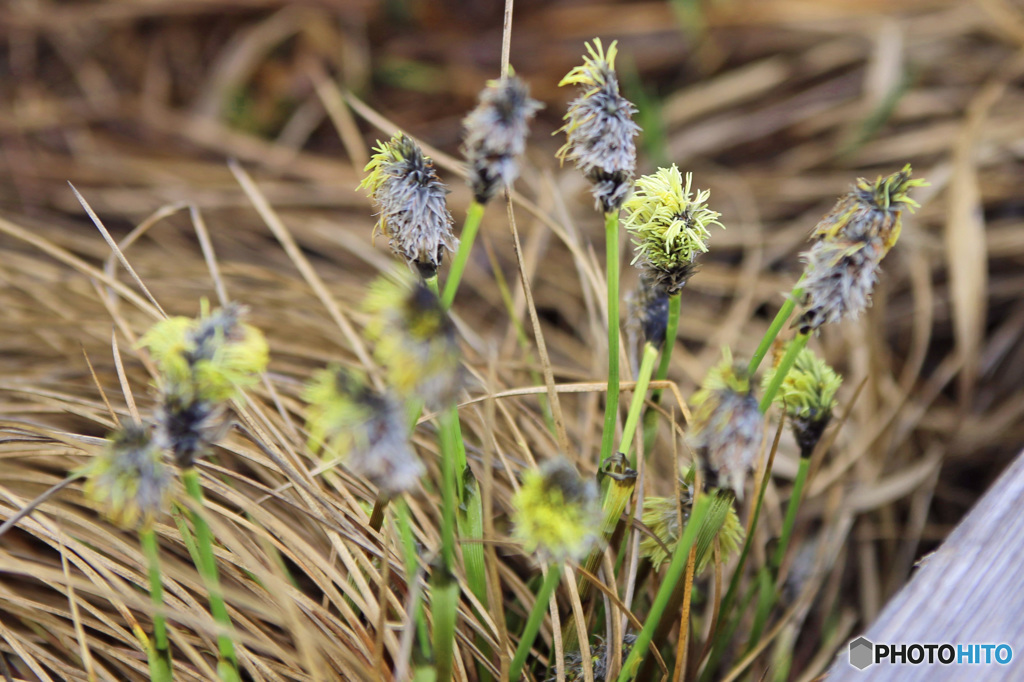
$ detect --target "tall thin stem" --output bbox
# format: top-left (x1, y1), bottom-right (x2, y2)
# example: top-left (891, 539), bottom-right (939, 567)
top-left (140, 526), bottom-right (172, 682)
top-left (759, 332), bottom-right (810, 413)
top-left (616, 495), bottom-right (711, 681)
top-left (509, 565), bottom-right (562, 681)
top-left (599, 210), bottom-right (622, 464)
top-left (395, 497), bottom-right (431, 661)
top-left (773, 456), bottom-right (810, 573)
top-left (438, 409), bottom-right (461, 572)
top-left (442, 202), bottom-right (486, 309)
top-left (181, 467), bottom-right (239, 680)
top-left (654, 293), bottom-right (681, 396)
top-left (748, 284), bottom-right (804, 376)
top-left (621, 342), bottom-right (659, 466)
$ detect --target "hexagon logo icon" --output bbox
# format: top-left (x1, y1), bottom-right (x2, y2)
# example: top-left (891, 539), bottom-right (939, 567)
top-left (849, 636), bottom-right (874, 670)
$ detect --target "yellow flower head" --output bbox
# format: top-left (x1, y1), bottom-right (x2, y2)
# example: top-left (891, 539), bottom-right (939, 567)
top-left (556, 38), bottom-right (639, 212)
top-left (140, 302), bottom-right (267, 466)
top-left (139, 301), bottom-right (269, 404)
top-left (640, 467), bottom-right (743, 574)
top-left (81, 424), bottom-right (171, 529)
top-left (364, 271), bottom-right (461, 407)
top-left (811, 164), bottom-right (927, 255)
top-left (623, 166), bottom-right (723, 295)
top-left (512, 458), bottom-right (600, 563)
top-left (763, 343), bottom-right (842, 456)
top-left (690, 348), bottom-right (763, 499)
top-left (304, 366), bottom-right (422, 496)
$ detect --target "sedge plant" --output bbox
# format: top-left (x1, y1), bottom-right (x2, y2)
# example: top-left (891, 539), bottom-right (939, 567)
top-left (509, 458), bottom-right (601, 681)
top-left (622, 165), bottom-right (724, 460)
top-left (704, 166), bottom-right (927, 679)
top-left (557, 38), bottom-right (639, 466)
top-left (139, 302), bottom-right (269, 681)
top-left (82, 424), bottom-right (173, 682)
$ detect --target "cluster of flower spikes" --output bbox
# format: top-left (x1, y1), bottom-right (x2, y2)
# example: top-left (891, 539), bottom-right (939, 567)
top-left (304, 272), bottom-right (460, 496)
top-left (797, 165), bottom-right (927, 334)
top-left (640, 465), bottom-right (744, 573)
top-left (304, 365), bottom-right (422, 497)
top-left (84, 303), bottom-right (268, 527)
top-left (82, 423), bottom-right (171, 529)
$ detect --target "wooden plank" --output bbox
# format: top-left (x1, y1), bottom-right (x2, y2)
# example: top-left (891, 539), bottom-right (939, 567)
top-left (828, 449), bottom-right (1024, 679)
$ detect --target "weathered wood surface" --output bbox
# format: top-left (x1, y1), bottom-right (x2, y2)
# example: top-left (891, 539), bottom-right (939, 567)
top-left (828, 449), bottom-right (1024, 680)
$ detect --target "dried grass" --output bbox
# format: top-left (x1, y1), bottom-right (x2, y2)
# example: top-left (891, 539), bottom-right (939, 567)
top-left (2, 0), bottom-right (1023, 680)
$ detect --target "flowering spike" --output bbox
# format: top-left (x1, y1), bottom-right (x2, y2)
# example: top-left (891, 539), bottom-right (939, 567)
top-left (556, 38), bottom-right (640, 213)
top-left (623, 165), bottom-right (723, 295)
top-left (512, 458), bottom-right (601, 563)
top-left (689, 348), bottom-right (763, 499)
top-left (139, 302), bottom-right (268, 466)
top-left (796, 238), bottom-right (882, 334)
top-left (462, 75), bottom-right (543, 205)
top-left (811, 164), bottom-right (927, 253)
top-left (359, 133), bottom-right (457, 278)
top-left (627, 273), bottom-right (670, 348)
top-left (364, 271), bottom-right (461, 408)
top-left (796, 165), bottom-right (926, 334)
top-left (82, 424), bottom-right (171, 529)
top-left (763, 343), bottom-right (842, 456)
top-left (305, 366), bottom-right (423, 496)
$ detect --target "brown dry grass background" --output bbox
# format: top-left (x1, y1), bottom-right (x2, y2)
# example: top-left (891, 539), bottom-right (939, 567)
top-left (1, 0), bottom-right (1023, 680)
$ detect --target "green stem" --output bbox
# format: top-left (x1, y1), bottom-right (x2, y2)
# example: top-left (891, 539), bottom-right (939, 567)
top-left (705, 334), bottom-right (809, 680)
top-left (431, 561), bottom-right (459, 681)
top-left (140, 526), bottom-right (172, 682)
top-left (616, 495), bottom-right (711, 681)
top-left (395, 497), bottom-right (431, 661)
top-left (441, 201), bottom-right (486, 309)
top-left (425, 275), bottom-right (440, 297)
top-left (705, 449), bottom-right (776, 680)
top-left (759, 332), bottom-right (810, 413)
top-left (621, 342), bottom-right (659, 466)
top-left (181, 467), bottom-right (239, 679)
top-left (437, 409), bottom-right (461, 572)
top-left (458, 469), bottom-right (488, 607)
top-left (564, 454), bottom-right (636, 651)
top-left (642, 292), bottom-right (680, 455)
top-left (746, 456), bottom-right (813, 653)
top-left (773, 457), bottom-right (810, 572)
top-left (509, 565), bottom-right (562, 681)
top-left (748, 284), bottom-right (804, 376)
top-left (599, 211), bottom-right (622, 464)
